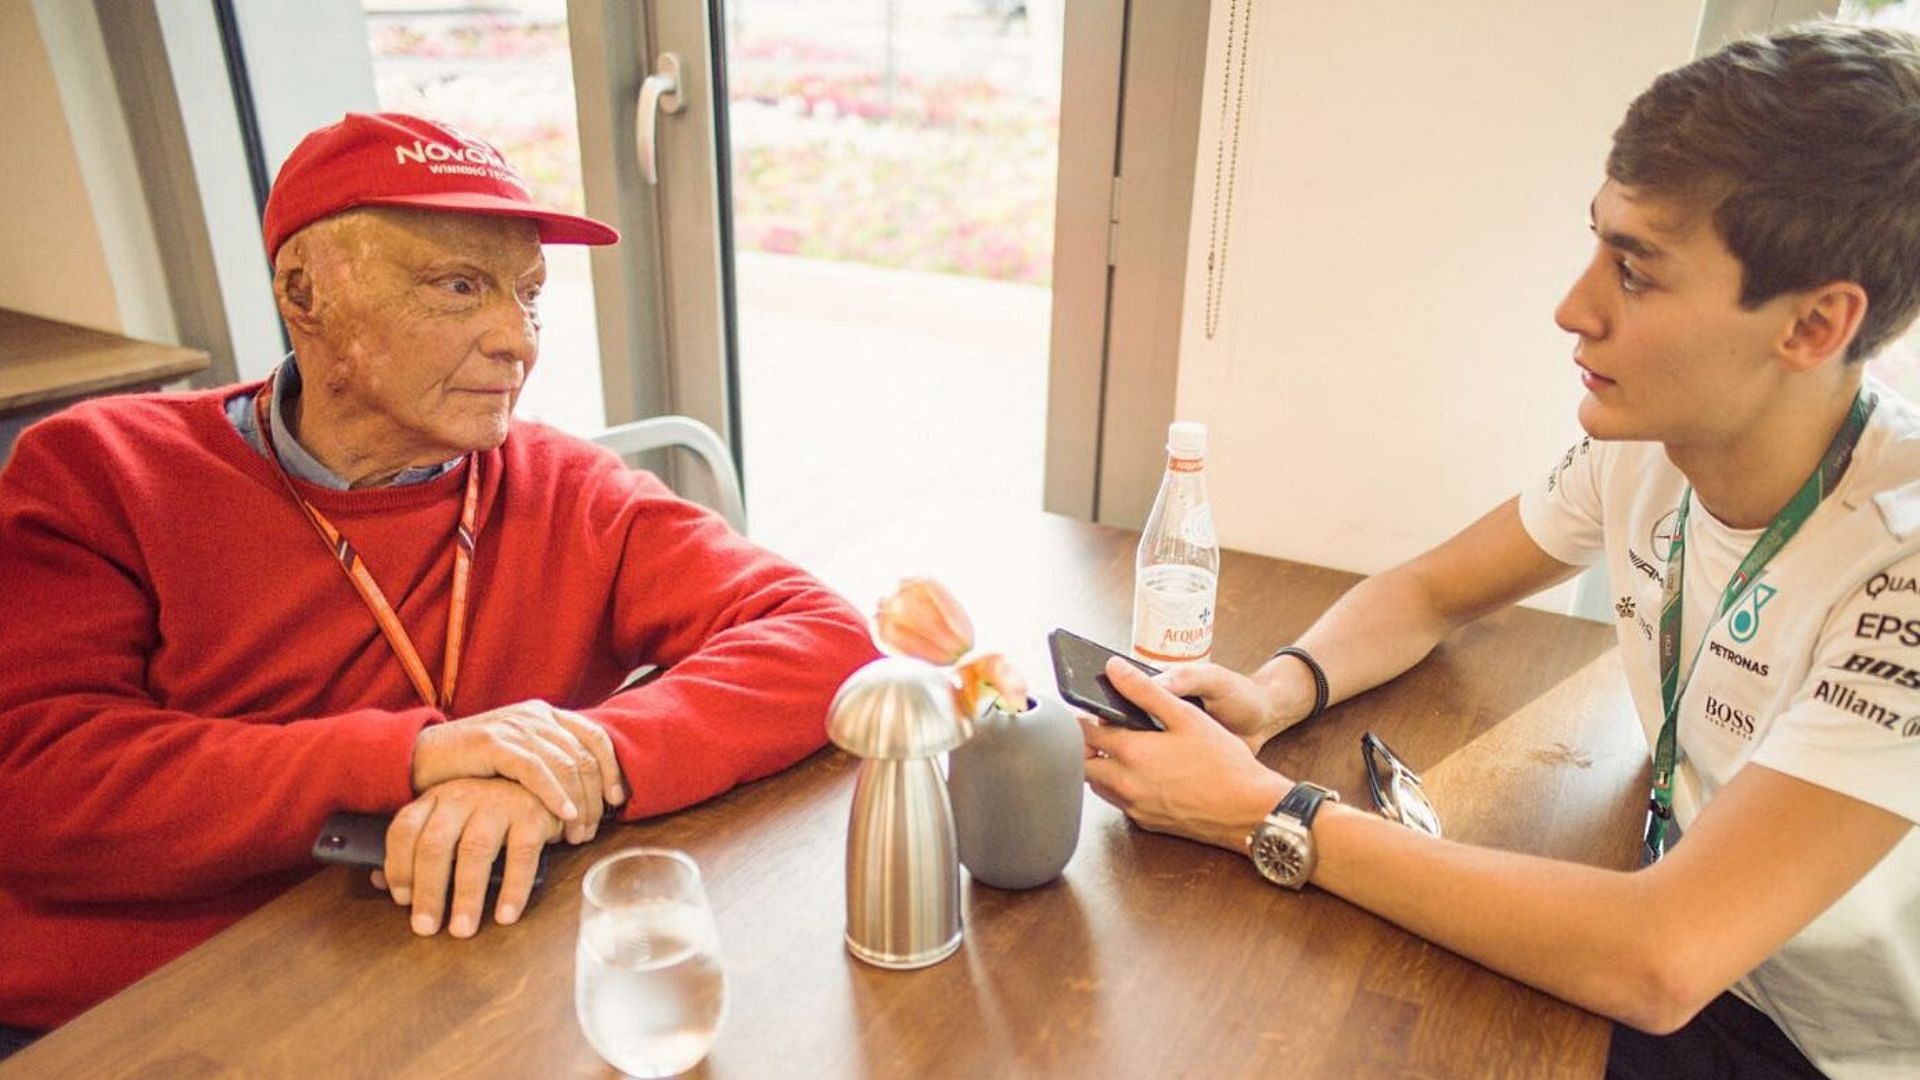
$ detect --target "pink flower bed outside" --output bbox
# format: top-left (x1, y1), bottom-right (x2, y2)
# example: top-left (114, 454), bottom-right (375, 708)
top-left (369, 15), bottom-right (1059, 285)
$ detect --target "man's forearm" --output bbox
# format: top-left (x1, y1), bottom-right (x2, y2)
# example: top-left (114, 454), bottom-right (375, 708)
top-left (1248, 567), bottom-right (1676, 1027)
top-left (1252, 499), bottom-right (1583, 737)
top-left (0, 700), bottom-right (431, 903)
top-left (1254, 565), bottom-right (1457, 735)
top-left (1310, 802), bottom-right (1678, 1030)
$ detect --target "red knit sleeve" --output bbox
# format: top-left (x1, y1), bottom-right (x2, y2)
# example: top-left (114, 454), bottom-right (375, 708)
top-left (0, 417), bottom-right (430, 904)
top-left (579, 470), bottom-right (877, 819)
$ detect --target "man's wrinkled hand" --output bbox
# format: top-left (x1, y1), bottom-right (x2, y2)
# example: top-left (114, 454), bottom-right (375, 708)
top-left (412, 700), bottom-right (626, 843)
top-left (373, 778), bottom-right (563, 939)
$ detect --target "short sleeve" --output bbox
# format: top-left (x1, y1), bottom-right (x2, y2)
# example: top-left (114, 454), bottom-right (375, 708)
top-left (1518, 435), bottom-right (1606, 567)
top-left (1753, 550), bottom-right (1920, 824)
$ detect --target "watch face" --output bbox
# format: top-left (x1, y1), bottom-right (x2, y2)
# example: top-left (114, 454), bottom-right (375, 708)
top-left (1251, 825), bottom-right (1308, 887)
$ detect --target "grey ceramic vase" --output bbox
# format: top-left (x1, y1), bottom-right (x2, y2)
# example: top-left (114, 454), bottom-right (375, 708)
top-left (948, 691), bottom-right (1084, 889)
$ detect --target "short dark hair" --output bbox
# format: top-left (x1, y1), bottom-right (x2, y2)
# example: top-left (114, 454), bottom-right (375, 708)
top-left (1608, 22), bottom-right (1920, 362)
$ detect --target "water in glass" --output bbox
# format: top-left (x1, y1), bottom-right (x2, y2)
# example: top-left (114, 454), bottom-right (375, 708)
top-left (575, 851), bottom-right (727, 1078)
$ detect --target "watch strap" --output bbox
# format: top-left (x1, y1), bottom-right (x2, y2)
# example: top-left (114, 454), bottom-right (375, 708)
top-left (1273, 781), bottom-right (1337, 829)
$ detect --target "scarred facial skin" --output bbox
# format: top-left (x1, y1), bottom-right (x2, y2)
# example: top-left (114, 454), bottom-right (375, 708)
top-left (272, 207), bottom-right (547, 487)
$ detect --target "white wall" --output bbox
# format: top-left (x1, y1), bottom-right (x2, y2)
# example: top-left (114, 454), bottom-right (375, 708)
top-left (29, 0), bottom-right (180, 345)
top-left (0, 0), bottom-right (121, 334)
top-left (1175, 2), bottom-right (1702, 609)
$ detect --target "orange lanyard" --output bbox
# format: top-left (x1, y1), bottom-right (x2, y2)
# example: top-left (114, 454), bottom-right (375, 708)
top-left (253, 379), bottom-right (480, 711)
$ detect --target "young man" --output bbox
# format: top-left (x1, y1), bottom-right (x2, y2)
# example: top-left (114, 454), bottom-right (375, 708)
top-left (1082, 24), bottom-right (1920, 1080)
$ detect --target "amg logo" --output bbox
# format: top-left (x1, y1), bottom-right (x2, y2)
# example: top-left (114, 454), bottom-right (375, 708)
top-left (1702, 695), bottom-right (1756, 739)
top-left (1708, 641), bottom-right (1770, 677)
top-left (1813, 680), bottom-right (1920, 736)
top-left (1839, 653), bottom-right (1920, 690)
top-left (1627, 549), bottom-right (1664, 586)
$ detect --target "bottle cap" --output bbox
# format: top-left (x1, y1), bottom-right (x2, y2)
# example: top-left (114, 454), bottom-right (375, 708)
top-left (1167, 421), bottom-right (1207, 459)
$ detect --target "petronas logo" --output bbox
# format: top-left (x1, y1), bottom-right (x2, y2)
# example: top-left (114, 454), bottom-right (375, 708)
top-left (1729, 583), bottom-right (1777, 643)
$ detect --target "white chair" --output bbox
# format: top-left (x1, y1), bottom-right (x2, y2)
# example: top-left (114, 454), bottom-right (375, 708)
top-left (591, 415), bottom-right (747, 533)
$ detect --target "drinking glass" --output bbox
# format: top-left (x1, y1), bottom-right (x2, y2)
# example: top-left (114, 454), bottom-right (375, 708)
top-left (575, 848), bottom-right (727, 1078)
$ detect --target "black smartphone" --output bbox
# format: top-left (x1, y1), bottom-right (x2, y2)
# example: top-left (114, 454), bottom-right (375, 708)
top-left (312, 811), bottom-right (548, 889)
top-left (1049, 628), bottom-right (1202, 732)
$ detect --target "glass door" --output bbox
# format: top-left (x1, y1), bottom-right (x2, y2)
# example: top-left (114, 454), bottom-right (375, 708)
top-left (233, 0), bottom-right (1162, 535)
top-left (717, 0), bottom-right (1066, 552)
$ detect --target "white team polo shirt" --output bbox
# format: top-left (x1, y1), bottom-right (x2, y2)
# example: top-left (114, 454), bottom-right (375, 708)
top-left (1519, 383), bottom-right (1920, 1080)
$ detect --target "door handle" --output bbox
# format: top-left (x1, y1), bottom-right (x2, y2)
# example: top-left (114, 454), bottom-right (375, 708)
top-left (637, 52), bottom-right (685, 186)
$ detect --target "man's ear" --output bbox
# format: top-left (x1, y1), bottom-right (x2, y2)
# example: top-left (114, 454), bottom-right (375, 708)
top-left (1780, 281), bottom-right (1869, 371)
top-left (273, 248), bottom-right (323, 336)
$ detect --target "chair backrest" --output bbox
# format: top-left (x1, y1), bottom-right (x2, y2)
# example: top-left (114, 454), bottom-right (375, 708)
top-left (590, 415), bottom-right (747, 533)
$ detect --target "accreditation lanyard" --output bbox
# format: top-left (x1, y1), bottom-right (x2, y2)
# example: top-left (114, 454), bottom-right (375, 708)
top-left (253, 379), bottom-right (481, 712)
top-left (1644, 389), bottom-right (1875, 863)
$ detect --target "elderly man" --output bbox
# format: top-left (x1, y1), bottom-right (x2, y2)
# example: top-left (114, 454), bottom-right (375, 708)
top-left (0, 113), bottom-right (875, 1042)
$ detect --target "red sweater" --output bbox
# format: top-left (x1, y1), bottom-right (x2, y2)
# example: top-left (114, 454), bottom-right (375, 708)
top-left (0, 387), bottom-right (876, 1029)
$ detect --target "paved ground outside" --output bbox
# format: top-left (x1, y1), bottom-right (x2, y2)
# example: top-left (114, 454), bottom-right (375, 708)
top-left (734, 250), bottom-right (1051, 564)
top-left (509, 249), bottom-right (1051, 575)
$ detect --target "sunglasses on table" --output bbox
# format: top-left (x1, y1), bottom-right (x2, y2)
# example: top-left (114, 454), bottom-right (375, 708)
top-left (1361, 731), bottom-right (1442, 838)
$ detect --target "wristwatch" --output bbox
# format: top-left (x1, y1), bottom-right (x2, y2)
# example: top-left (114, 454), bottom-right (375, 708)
top-left (1247, 781), bottom-right (1339, 890)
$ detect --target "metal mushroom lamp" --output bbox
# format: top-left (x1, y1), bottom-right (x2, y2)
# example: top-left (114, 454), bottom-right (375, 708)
top-left (827, 656), bottom-right (976, 969)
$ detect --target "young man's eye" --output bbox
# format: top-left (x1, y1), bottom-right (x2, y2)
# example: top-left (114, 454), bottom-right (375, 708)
top-left (1614, 257), bottom-right (1648, 294)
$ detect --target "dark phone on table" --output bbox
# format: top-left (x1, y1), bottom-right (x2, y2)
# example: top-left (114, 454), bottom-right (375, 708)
top-left (312, 811), bottom-right (548, 889)
top-left (1049, 628), bottom-right (1203, 732)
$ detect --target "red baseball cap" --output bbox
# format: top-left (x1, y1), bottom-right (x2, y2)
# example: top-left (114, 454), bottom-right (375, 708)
top-left (261, 112), bottom-right (619, 259)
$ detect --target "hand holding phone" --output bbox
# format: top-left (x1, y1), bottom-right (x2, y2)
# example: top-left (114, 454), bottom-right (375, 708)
top-left (1049, 628), bottom-right (1205, 732)
top-left (312, 811), bottom-right (549, 890)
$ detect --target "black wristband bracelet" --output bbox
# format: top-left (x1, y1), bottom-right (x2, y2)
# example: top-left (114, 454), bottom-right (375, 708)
top-left (1270, 646), bottom-right (1329, 722)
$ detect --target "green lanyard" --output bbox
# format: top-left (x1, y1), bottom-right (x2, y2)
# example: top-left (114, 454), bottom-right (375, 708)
top-left (1645, 389), bottom-right (1876, 864)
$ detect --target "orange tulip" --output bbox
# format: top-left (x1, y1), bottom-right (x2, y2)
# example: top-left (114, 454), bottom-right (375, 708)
top-left (872, 577), bottom-right (974, 665)
top-left (957, 652), bottom-right (1030, 717)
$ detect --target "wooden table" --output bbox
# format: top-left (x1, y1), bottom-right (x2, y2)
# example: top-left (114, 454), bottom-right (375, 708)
top-left (2, 511), bottom-right (1646, 1078)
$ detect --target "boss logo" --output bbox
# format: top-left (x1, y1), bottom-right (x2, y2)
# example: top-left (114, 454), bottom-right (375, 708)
top-left (1702, 695), bottom-right (1756, 739)
top-left (1838, 653), bottom-right (1920, 690)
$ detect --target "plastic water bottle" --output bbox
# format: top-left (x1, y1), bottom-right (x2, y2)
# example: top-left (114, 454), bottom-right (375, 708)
top-left (1132, 421), bottom-right (1219, 666)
